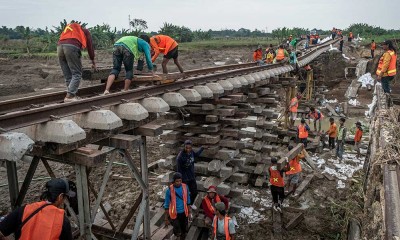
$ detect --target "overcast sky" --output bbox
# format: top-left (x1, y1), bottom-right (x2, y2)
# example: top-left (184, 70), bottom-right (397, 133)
top-left (0, 0), bottom-right (398, 32)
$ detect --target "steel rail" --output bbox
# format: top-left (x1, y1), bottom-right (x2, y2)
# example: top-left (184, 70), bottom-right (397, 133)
top-left (0, 40), bottom-right (336, 131)
top-left (0, 63), bottom-right (258, 115)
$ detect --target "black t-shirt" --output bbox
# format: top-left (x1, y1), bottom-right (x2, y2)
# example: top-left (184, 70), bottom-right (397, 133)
top-left (0, 205), bottom-right (72, 240)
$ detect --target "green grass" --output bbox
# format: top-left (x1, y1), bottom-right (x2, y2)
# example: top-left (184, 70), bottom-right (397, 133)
top-left (179, 38), bottom-right (279, 50)
top-left (360, 33), bottom-right (400, 46)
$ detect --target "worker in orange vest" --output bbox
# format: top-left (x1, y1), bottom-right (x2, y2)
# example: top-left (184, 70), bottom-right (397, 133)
top-left (354, 121), bottom-right (363, 159)
top-left (140, 34), bottom-right (184, 74)
top-left (308, 107), bottom-right (324, 132)
top-left (348, 32), bottom-right (353, 42)
top-left (0, 178), bottom-right (74, 240)
top-left (164, 172), bottom-right (191, 240)
top-left (58, 22), bottom-right (96, 102)
top-left (376, 40), bottom-right (397, 93)
top-left (289, 93), bottom-right (302, 127)
top-left (326, 117), bottom-right (338, 150)
top-left (297, 118), bottom-right (310, 147)
top-left (253, 45), bottom-right (263, 65)
top-left (371, 40), bottom-right (376, 58)
top-left (201, 186), bottom-right (229, 225)
top-left (211, 202), bottom-right (236, 240)
top-left (274, 45), bottom-right (289, 63)
top-left (268, 157), bottom-right (286, 212)
top-left (286, 145), bottom-right (306, 197)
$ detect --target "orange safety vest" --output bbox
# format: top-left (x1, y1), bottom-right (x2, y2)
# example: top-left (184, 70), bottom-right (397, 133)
top-left (19, 201), bottom-right (64, 240)
top-left (213, 216), bottom-right (232, 240)
top-left (376, 50), bottom-right (397, 77)
top-left (354, 129), bottom-right (363, 142)
top-left (168, 183), bottom-right (189, 219)
top-left (371, 42), bottom-right (376, 50)
top-left (290, 97), bottom-right (298, 113)
top-left (298, 124), bottom-right (308, 139)
top-left (59, 23), bottom-right (87, 49)
top-left (276, 49), bottom-right (285, 61)
top-left (328, 123), bottom-right (337, 138)
top-left (269, 166), bottom-right (285, 187)
top-left (310, 110), bottom-right (324, 120)
top-left (286, 156), bottom-right (302, 175)
top-left (253, 49), bottom-right (262, 61)
top-left (203, 195), bottom-right (221, 215)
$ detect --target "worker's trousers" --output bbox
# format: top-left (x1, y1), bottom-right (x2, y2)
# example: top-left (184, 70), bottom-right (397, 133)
top-left (57, 44), bottom-right (82, 96)
top-left (336, 140), bottom-right (344, 159)
top-left (381, 76), bottom-right (394, 94)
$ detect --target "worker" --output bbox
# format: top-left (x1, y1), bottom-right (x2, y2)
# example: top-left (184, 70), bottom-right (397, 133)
top-left (371, 40), bottom-right (376, 58)
top-left (176, 140), bottom-right (204, 204)
top-left (253, 45), bottom-right (263, 65)
top-left (348, 32), bottom-right (353, 42)
top-left (308, 107), bottom-right (323, 132)
top-left (336, 118), bottom-right (347, 161)
top-left (297, 118), bottom-right (310, 147)
top-left (164, 172), bottom-right (191, 240)
top-left (331, 27), bottom-right (337, 40)
top-left (274, 45), bottom-right (289, 63)
top-left (289, 38), bottom-right (299, 51)
top-left (326, 117), bottom-right (337, 150)
top-left (0, 178), bottom-right (74, 240)
top-left (285, 145), bottom-right (306, 197)
top-left (288, 35), bottom-right (293, 42)
top-left (354, 122), bottom-right (363, 159)
top-left (376, 40), bottom-right (397, 93)
top-left (58, 22), bottom-right (96, 102)
top-left (211, 202), bottom-right (236, 240)
top-left (268, 157), bottom-right (285, 212)
top-left (338, 34), bottom-right (344, 52)
top-left (288, 48), bottom-right (298, 69)
top-left (140, 34), bottom-right (184, 74)
top-left (289, 93), bottom-right (301, 127)
top-left (201, 186), bottom-right (229, 225)
top-left (103, 36), bottom-right (157, 95)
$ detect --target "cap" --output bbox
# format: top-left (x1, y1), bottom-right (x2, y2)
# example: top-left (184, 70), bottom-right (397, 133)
top-left (215, 202), bottom-right (226, 212)
top-left (46, 178), bottom-right (75, 198)
top-left (355, 121), bottom-right (362, 126)
top-left (207, 186), bottom-right (217, 193)
top-left (184, 140), bottom-right (192, 145)
top-left (173, 172), bottom-right (182, 181)
top-left (383, 40), bottom-right (392, 46)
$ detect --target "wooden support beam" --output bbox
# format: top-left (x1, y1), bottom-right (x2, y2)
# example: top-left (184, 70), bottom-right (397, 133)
top-left (95, 134), bottom-right (141, 150)
top-left (42, 147), bottom-right (113, 167)
top-left (277, 144), bottom-right (303, 170)
top-left (134, 123), bottom-right (163, 137)
top-left (285, 212), bottom-right (304, 229)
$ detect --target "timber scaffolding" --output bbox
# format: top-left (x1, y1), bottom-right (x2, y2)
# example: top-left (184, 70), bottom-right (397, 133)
top-left (0, 39), bottom-right (337, 240)
top-left (363, 84), bottom-right (400, 239)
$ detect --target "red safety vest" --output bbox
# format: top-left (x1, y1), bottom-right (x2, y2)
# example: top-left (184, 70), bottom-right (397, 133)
top-left (298, 124), bottom-right (308, 139)
top-left (203, 195), bottom-right (221, 215)
top-left (286, 156), bottom-right (302, 175)
top-left (290, 97), bottom-right (298, 113)
top-left (269, 166), bottom-right (285, 187)
top-left (59, 23), bottom-right (87, 49)
top-left (213, 216), bottom-right (232, 240)
top-left (376, 50), bottom-right (397, 77)
top-left (19, 201), bottom-right (64, 240)
top-left (276, 49), bottom-right (285, 61)
top-left (168, 183), bottom-right (189, 219)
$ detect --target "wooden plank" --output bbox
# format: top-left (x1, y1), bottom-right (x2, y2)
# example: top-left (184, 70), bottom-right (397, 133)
top-left (325, 103), bottom-right (340, 117)
top-left (42, 147), bottom-right (113, 167)
top-left (95, 134), bottom-right (141, 150)
top-left (294, 174), bottom-right (314, 198)
top-left (303, 150), bottom-right (317, 170)
top-left (285, 212), bottom-right (304, 229)
top-left (134, 123), bottom-right (163, 137)
top-left (151, 225), bottom-right (173, 240)
top-left (277, 144), bottom-right (303, 170)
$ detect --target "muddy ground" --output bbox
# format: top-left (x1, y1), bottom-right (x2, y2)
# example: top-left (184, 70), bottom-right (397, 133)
top-left (0, 41), bottom-right (394, 239)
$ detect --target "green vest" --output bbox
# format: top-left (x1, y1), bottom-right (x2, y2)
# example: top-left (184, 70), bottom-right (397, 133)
top-left (337, 127), bottom-right (345, 140)
top-left (115, 36), bottom-right (140, 59)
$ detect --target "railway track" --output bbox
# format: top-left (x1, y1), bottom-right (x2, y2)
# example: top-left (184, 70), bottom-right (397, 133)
top-left (0, 39), bottom-right (338, 131)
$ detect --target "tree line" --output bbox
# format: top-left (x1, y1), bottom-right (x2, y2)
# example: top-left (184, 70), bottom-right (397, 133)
top-left (0, 20), bottom-right (399, 54)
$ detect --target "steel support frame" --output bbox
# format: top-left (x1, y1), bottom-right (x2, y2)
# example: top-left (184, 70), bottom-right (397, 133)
top-left (6, 161), bottom-right (19, 209)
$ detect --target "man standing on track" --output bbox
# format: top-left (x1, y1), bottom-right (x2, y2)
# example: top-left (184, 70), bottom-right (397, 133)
top-left (58, 22), bottom-right (96, 102)
top-left (103, 35), bottom-right (157, 95)
top-left (376, 40), bottom-right (397, 94)
top-left (140, 34), bottom-right (184, 74)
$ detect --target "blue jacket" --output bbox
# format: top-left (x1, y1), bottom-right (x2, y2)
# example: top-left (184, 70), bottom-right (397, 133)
top-left (176, 147), bottom-right (204, 181)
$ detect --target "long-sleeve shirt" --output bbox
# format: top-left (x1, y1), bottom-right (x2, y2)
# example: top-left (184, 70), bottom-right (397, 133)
top-left (201, 195), bottom-right (230, 220)
top-left (379, 51), bottom-right (393, 77)
top-left (337, 126), bottom-right (347, 141)
top-left (289, 52), bottom-right (297, 64)
top-left (150, 35), bottom-right (178, 62)
top-left (253, 49), bottom-right (263, 61)
top-left (176, 147), bottom-right (204, 182)
top-left (58, 28), bottom-right (95, 61)
top-left (164, 184), bottom-right (191, 214)
top-left (354, 128), bottom-right (363, 142)
top-left (137, 38), bottom-right (154, 71)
